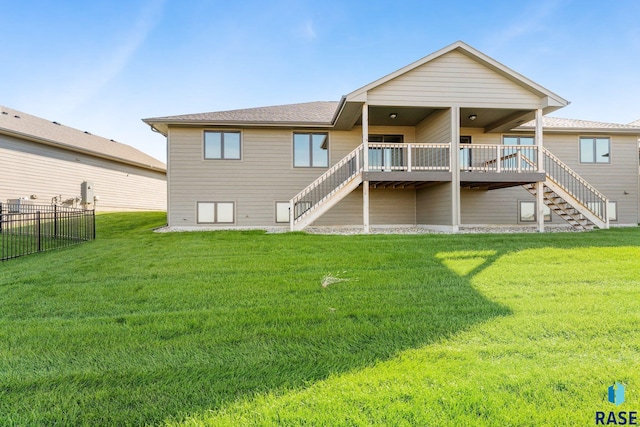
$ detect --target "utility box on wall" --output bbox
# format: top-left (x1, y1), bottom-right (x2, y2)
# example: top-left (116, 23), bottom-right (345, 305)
top-left (81, 181), bottom-right (94, 207)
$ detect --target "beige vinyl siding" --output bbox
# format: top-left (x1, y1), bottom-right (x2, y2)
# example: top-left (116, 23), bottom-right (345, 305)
top-left (458, 128), bottom-right (546, 225)
top-left (416, 183), bottom-right (452, 225)
top-left (313, 188), bottom-right (416, 226)
top-left (461, 187), bottom-right (535, 225)
top-left (456, 130), bottom-right (639, 226)
top-left (416, 109), bottom-right (451, 143)
top-left (544, 134), bottom-right (639, 225)
top-left (0, 134), bottom-right (166, 211)
top-left (371, 189), bottom-right (415, 224)
top-left (367, 50), bottom-right (542, 108)
top-left (169, 127), bottom-right (318, 226)
top-left (168, 126), bottom-right (421, 227)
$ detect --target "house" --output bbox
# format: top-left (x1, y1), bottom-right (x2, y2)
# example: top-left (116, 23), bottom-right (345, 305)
top-left (1, 105), bottom-right (166, 211)
top-left (143, 41), bottom-right (640, 232)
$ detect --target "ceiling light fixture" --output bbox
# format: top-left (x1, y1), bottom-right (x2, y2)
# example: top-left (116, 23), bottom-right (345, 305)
top-left (468, 114), bottom-right (477, 121)
top-left (389, 113), bottom-right (398, 119)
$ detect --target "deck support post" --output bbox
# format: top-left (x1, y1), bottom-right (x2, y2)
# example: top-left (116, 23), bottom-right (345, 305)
top-left (536, 181), bottom-right (545, 232)
top-left (362, 103), bottom-right (370, 233)
top-left (363, 181), bottom-right (370, 233)
top-left (535, 108), bottom-right (545, 232)
top-left (451, 106), bottom-right (460, 232)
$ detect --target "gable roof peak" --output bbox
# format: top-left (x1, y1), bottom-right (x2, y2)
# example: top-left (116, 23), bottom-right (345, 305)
top-left (345, 41), bottom-right (568, 107)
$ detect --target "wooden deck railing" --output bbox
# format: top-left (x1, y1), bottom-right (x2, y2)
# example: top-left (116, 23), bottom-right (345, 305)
top-left (466, 144), bottom-right (539, 172)
top-left (367, 143), bottom-right (450, 172)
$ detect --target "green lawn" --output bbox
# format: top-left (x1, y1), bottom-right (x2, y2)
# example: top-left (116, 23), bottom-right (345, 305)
top-left (1, 212), bottom-right (639, 426)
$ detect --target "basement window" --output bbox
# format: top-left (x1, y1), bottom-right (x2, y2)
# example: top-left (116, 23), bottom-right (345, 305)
top-left (519, 201), bottom-right (551, 222)
top-left (197, 202), bottom-right (234, 224)
top-left (275, 202), bottom-right (290, 223)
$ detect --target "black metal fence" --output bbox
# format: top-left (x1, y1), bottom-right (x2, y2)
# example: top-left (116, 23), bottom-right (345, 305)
top-left (0, 203), bottom-right (95, 261)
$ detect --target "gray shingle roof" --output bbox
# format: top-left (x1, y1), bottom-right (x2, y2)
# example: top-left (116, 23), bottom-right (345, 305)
top-left (629, 119), bottom-right (640, 126)
top-left (519, 117), bottom-right (640, 130)
top-left (1, 105), bottom-right (165, 171)
top-left (144, 101), bottom-right (340, 125)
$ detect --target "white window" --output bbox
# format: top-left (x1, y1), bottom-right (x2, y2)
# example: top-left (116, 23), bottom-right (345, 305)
top-left (294, 133), bottom-right (329, 167)
top-left (204, 131), bottom-right (241, 160)
top-left (519, 201), bottom-right (551, 222)
top-left (197, 202), bottom-right (234, 224)
top-left (275, 202), bottom-right (290, 223)
top-left (580, 137), bottom-right (610, 164)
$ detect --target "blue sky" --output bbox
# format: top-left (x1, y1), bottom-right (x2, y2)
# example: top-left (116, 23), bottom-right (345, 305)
top-left (1, 0), bottom-right (639, 162)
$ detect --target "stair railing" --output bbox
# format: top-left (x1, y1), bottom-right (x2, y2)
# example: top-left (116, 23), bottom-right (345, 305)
top-left (290, 144), bottom-right (364, 224)
top-left (542, 148), bottom-right (609, 225)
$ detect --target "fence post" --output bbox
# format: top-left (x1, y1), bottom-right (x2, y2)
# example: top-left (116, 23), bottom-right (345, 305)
top-left (54, 204), bottom-right (58, 239)
top-left (0, 202), bottom-right (3, 233)
top-left (36, 211), bottom-right (41, 253)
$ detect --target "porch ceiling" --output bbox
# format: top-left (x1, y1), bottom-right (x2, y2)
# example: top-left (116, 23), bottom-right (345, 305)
top-left (460, 108), bottom-right (535, 132)
top-left (365, 106), bottom-right (439, 127)
top-left (338, 103), bottom-right (536, 133)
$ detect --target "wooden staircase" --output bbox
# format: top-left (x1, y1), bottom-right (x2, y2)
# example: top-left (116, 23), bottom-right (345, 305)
top-left (290, 145), bottom-right (364, 231)
top-left (522, 148), bottom-right (609, 230)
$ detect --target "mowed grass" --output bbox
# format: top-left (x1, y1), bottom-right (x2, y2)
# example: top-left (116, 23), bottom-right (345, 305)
top-left (0, 213), bottom-right (639, 426)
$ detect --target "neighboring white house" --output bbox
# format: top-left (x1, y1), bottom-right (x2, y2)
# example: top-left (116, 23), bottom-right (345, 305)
top-left (1, 105), bottom-right (166, 211)
top-left (143, 41), bottom-right (640, 232)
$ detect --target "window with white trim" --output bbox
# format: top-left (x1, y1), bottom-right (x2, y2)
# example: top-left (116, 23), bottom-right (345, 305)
top-left (580, 137), bottom-right (610, 164)
top-left (519, 201), bottom-right (551, 222)
top-left (293, 133), bottom-right (329, 167)
top-left (275, 202), bottom-right (290, 223)
top-left (204, 131), bottom-right (241, 160)
top-left (197, 202), bottom-right (234, 223)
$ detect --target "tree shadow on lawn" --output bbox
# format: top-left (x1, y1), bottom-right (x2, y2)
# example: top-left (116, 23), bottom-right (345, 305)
top-left (9, 226), bottom-right (638, 426)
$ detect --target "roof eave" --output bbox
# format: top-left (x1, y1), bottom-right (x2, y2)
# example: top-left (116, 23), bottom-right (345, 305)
top-left (0, 128), bottom-right (166, 172)
top-left (514, 126), bottom-right (640, 134)
top-left (143, 119), bottom-right (335, 129)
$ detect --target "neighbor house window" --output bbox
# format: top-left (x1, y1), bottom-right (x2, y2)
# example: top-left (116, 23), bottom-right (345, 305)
top-left (587, 201), bottom-right (617, 221)
top-left (275, 202), bottom-right (290, 223)
top-left (294, 133), bottom-right (329, 167)
top-left (580, 137), bottom-right (610, 163)
top-left (197, 202), bottom-right (234, 223)
top-left (204, 131), bottom-right (241, 159)
top-left (519, 201), bottom-right (551, 222)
